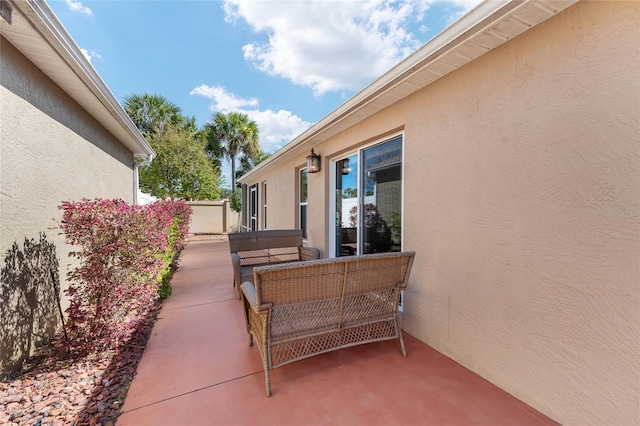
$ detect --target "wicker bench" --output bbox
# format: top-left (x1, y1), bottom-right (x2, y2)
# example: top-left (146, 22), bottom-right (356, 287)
top-left (240, 251), bottom-right (415, 396)
top-left (229, 229), bottom-right (320, 299)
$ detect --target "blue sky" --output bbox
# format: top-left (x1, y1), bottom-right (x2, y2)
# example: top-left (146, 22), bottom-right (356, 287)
top-left (48, 0), bottom-right (481, 187)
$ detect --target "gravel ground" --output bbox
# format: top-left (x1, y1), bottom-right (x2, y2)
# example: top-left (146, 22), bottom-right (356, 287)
top-left (0, 236), bottom-right (217, 425)
top-left (0, 303), bottom-right (160, 426)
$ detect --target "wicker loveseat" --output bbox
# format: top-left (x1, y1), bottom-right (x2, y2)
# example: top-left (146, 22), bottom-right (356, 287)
top-left (240, 250), bottom-right (415, 396)
top-left (229, 229), bottom-right (320, 299)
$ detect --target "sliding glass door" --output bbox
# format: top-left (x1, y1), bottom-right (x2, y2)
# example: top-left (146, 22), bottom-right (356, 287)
top-left (335, 154), bottom-right (359, 256)
top-left (361, 137), bottom-right (402, 254)
top-left (334, 135), bottom-right (403, 257)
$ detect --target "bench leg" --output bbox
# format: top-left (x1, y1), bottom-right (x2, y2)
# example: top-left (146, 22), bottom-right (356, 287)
top-left (399, 331), bottom-right (407, 357)
top-left (265, 369), bottom-right (272, 397)
top-left (263, 344), bottom-right (272, 396)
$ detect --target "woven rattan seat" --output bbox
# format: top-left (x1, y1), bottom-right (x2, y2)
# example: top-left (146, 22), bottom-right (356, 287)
top-left (240, 251), bottom-right (415, 396)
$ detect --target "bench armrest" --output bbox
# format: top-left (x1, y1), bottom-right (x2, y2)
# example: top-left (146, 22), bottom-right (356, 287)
top-left (240, 281), bottom-right (272, 313)
top-left (299, 246), bottom-right (320, 261)
top-left (231, 252), bottom-right (242, 287)
top-left (240, 281), bottom-right (259, 312)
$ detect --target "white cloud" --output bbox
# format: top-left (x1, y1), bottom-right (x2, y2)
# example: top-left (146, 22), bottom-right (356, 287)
top-left (190, 85), bottom-right (258, 111)
top-left (65, 0), bottom-right (92, 16)
top-left (80, 48), bottom-right (101, 63)
top-left (246, 109), bottom-right (310, 153)
top-left (447, 0), bottom-right (483, 11)
top-left (190, 85), bottom-right (311, 154)
top-left (224, 0), bottom-right (429, 96)
top-left (223, 0), bottom-right (485, 96)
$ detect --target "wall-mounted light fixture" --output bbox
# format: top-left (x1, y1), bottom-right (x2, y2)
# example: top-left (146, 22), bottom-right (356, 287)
top-left (341, 159), bottom-right (351, 175)
top-left (0, 0), bottom-right (12, 24)
top-left (306, 148), bottom-right (321, 173)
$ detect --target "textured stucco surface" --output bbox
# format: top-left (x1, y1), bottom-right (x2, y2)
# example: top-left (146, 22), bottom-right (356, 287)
top-left (187, 200), bottom-right (239, 233)
top-left (401, 2), bottom-right (639, 424)
top-left (1, 37), bottom-right (136, 375)
top-left (238, 2), bottom-right (640, 424)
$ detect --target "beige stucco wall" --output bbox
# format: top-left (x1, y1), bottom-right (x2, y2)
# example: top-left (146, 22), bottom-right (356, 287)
top-left (239, 2), bottom-right (640, 424)
top-left (243, 164), bottom-right (301, 232)
top-left (401, 2), bottom-right (639, 424)
top-left (1, 37), bottom-right (136, 377)
top-left (187, 200), bottom-right (239, 233)
top-left (263, 166), bottom-right (300, 230)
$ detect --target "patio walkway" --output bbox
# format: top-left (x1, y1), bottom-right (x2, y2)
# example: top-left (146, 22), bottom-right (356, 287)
top-left (117, 238), bottom-right (558, 426)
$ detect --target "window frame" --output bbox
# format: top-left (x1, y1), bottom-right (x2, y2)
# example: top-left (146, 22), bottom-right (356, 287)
top-left (241, 184), bottom-right (248, 231)
top-left (299, 167), bottom-right (308, 240)
top-left (329, 132), bottom-right (404, 257)
top-left (262, 181), bottom-right (268, 230)
top-left (249, 183), bottom-right (258, 232)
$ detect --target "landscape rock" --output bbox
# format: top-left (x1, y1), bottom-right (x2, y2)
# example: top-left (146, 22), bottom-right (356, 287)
top-left (0, 302), bottom-right (160, 424)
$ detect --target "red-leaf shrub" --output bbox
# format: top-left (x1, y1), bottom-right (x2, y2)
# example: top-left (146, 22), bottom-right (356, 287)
top-left (152, 199), bottom-right (192, 254)
top-left (59, 198), bottom-right (191, 352)
top-left (149, 200), bottom-right (192, 299)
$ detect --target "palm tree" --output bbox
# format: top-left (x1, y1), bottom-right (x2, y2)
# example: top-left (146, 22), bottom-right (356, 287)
top-left (236, 150), bottom-right (271, 181)
top-left (205, 112), bottom-right (260, 190)
top-left (123, 93), bottom-right (184, 136)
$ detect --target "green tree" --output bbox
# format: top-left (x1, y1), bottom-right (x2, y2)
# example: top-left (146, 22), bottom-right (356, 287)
top-left (124, 93), bottom-right (224, 200)
top-left (204, 128), bottom-right (224, 174)
top-left (123, 93), bottom-right (184, 136)
top-left (205, 112), bottom-right (260, 190)
top-left (230, 188), bottom-right (242, 213)
top-left (342, 188), bottom-right (358, 199)
top-left (139, 125), bottom-right (222, 200)
top-left (236, 151), bottom-right (271, 181)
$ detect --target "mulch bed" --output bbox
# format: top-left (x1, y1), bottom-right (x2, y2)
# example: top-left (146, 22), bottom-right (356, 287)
top-left (0, 302), bottom-right (161, 426)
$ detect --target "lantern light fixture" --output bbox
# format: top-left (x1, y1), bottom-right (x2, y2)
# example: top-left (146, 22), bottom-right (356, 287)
top-left (306, 148), bottom-right (321, 173)
top-left (341, 158), bottom-right (351, 175)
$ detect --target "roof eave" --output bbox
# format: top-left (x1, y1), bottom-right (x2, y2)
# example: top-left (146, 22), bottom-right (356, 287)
top-left (239, 0), bottom-right (579, 183)
top-left (0, 0), bottom-right (155, 159)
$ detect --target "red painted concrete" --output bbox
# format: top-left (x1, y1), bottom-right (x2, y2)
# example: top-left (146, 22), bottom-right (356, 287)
top-left (118, 239), bottom-right (558, 426)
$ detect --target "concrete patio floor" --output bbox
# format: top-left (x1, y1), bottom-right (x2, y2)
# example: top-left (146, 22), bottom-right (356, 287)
top-left (117, 238), bottom-right (558, 426)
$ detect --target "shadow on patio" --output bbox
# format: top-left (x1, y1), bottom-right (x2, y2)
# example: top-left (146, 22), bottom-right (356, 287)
top-left (117, 238), bottom-right (557, 426)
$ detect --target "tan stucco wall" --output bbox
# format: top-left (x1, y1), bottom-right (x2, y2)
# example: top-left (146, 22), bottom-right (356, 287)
top-left (403, 2), bottom-right (639, 424)
top-left (244, 162), bottom-right (301, 232)
top-left (187, 200), bottom-right (240, 233)
top-left (239, 2), bottom-right (640, 424)
top-left (1, 37), bottom-right (136, 376)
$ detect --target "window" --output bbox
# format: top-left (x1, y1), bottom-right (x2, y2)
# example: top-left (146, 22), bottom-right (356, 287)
top-left (241, 184), bottom-right (248, 231)
top-left (333, 135), bottom-right (403, 256)
top-left (249, 183), bottom-right (258, 231)
top-left (299, 168), bottom-right (308, 239)
top-left (263, 182), bottom-right (267, 230)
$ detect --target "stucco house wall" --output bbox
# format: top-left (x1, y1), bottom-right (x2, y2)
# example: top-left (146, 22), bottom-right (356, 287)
top-left (238, 1), bottom-right (639, 425)
top-left (0, 1), bottom-right (153, 379)
top-left (401, 2), bottom-right (638, 424)
top-left (243, 160), bottom-right (300, 232)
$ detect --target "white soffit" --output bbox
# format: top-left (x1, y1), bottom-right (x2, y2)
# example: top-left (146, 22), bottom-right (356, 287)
top-left (0, 0), bottom-right (154, 158)
top-left (241, 0), bottom-right (580, 180)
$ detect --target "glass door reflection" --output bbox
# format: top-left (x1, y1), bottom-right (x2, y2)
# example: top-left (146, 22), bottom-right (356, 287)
top-left (335, 154), bottom-right (358, 256)
top-left (361, 137), bottom-right (402, 254)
